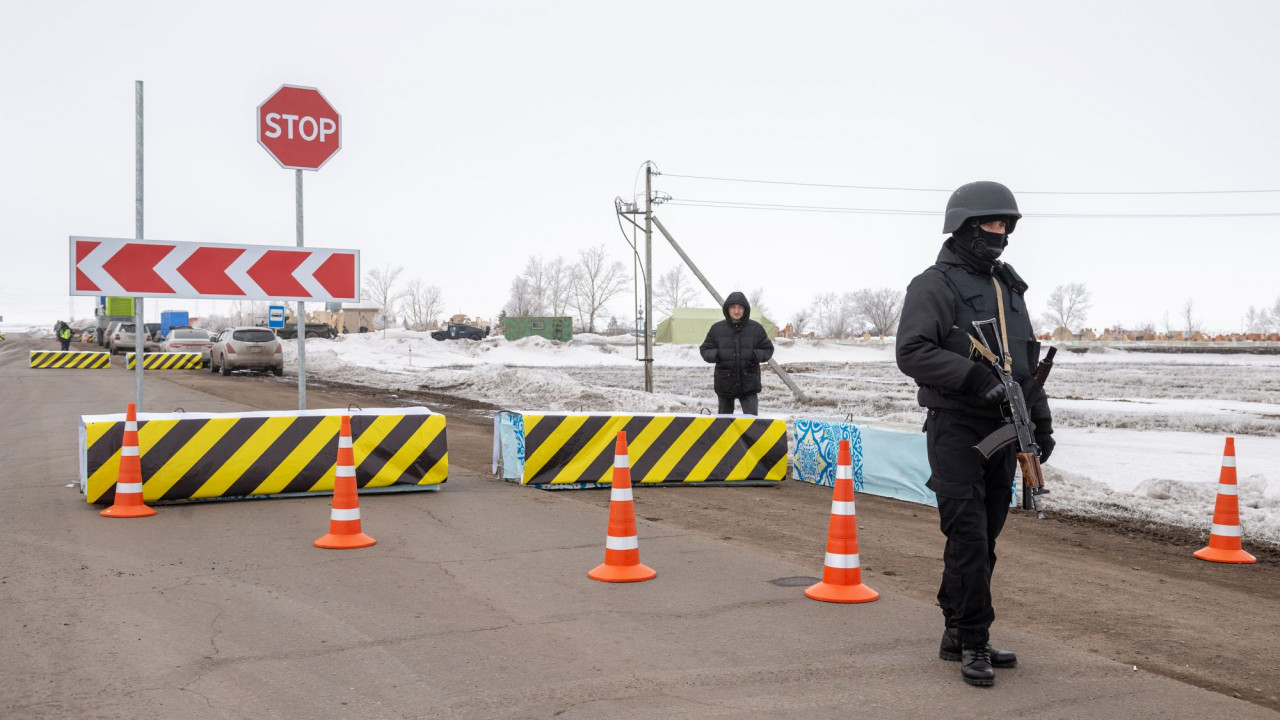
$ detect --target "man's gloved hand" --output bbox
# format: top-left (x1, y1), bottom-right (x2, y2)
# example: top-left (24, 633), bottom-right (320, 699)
top-left (962, 364), bottom-right (1006, 407)
top-left (1036, 432), bottom-right (1055, 463)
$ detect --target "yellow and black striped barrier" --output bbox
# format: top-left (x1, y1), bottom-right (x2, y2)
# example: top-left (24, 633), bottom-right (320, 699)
top-left (493, 411), bottom-right (787, 487)
top-left (29, 350), bottom-right (111, 369)
top-left (79, 408), bottom-right (447, 505)
top-left (125, 352), bottom-right (203, 369)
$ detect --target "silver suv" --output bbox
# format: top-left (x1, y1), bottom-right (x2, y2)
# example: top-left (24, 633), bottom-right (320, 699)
top-left (108, 323), bottom-right (161, 355)
top-left (210, 327), bottom-right (284, 376)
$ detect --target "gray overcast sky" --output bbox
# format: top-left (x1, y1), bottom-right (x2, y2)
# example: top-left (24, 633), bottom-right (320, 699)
top-left (2, 0), bottom-right (1277, 332)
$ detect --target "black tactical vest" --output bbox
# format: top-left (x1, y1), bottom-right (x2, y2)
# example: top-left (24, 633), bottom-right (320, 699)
top-left (934, 263), bottom-right (1035, 381)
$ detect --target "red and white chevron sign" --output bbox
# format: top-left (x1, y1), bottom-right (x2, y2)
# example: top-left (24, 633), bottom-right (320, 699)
top-left (69, 237), bottom-right (360, 302)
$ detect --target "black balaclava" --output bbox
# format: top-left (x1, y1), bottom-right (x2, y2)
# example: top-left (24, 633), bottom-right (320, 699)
top-left (950, 215), bottom-right (1009, 272)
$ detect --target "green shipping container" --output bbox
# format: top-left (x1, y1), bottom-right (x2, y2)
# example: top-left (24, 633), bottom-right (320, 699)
top-left (503, 316), bottom-right (573, 342)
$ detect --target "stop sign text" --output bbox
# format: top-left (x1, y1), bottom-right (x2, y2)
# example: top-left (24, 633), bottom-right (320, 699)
top-left (257, 84), bottom-right (342, 170)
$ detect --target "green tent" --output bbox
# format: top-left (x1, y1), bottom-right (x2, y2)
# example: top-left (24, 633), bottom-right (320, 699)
top-left (656, 307), bottom-right (777, 344)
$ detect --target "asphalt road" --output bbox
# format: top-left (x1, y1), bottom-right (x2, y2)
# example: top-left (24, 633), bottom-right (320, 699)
top-left (3, 335), bottom-right (1276, 719)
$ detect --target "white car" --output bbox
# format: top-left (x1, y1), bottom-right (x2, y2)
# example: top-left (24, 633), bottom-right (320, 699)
top-left (160, 327), bottom-right (216, 366)
top-left (210, 327), bottom-right (284, 376)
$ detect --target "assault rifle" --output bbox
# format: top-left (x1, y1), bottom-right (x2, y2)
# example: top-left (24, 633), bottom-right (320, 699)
top-left (969, 319), bottom-right (1057, 518)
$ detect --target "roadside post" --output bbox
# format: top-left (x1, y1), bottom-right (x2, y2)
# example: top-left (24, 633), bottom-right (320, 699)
top-left (257, 84), bottom-right (343, 410)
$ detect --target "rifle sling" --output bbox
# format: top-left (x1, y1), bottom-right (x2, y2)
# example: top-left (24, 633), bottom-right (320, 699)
top-left (991, 277), bottom-right (1013, 374)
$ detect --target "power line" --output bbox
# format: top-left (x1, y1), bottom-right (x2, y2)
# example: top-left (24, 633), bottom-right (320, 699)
top-left (659, 172), bottom-right (1280, 196)
top-left (665, 198), bottom-right (1280, 219)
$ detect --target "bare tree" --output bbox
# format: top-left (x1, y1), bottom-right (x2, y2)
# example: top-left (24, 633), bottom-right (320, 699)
top-left (851, 287), bottom-right (905, 336)
top-left (656, 266), bottom-right (699, 319)
top-left (363, 265), bottom-right (404, 329)
top-left (504, 276), bottom-right (536, 317)
top-left (1041, 283), bottom-right (1092, 335)
top-left (810, 292), bottom-right (852, 338)
top-left (545, 256), bottom-right (576, 317)
top-left (1271, 296), bottom-right (1280, 333)
top-left (572, 245), bottom-right (627, 333)
top-left (1181, 298), bottom-right (1201, 337)
top-left (789, 308), bottom-right (811, 337)
top-left (747, 287), bottom-right (769, 322)
top-left (1243, 306), bottom-right (1271, 334)
top-left (401, 279), bottom-right (444, 331)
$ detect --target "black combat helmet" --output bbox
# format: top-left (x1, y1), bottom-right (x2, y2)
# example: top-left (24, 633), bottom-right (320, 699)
top-left (942, 181), bottom-right (1021, 234)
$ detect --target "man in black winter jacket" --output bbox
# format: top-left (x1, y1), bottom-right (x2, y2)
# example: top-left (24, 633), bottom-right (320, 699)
top-left (699, 291), bottom-right (773, 415)
top-left (896, 181), bottom-right (1054, 688)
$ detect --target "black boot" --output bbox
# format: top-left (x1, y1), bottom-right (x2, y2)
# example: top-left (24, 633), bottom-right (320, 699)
top-left (961, 646), bottom-right (995, 686)
top-left (940, 628), bottom-right (1017, 668)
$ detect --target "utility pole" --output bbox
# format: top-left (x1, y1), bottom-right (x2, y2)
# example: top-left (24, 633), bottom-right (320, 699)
top-left (643, 163), bottom-right (654, 392)
top-left (651, 215), bottom-right (809, 403)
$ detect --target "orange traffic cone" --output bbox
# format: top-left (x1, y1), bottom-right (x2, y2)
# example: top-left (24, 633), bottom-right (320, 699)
top-left (1194, 437), bottom-right (1256, 564)
top-left (100, 403), bottom-right (156, 518)
top-left (588, 431), bottom-right (656, 583)
top-left (806, 439), bottom-right (878, 603)
top-left (315, 416), bottom-right (376, 549)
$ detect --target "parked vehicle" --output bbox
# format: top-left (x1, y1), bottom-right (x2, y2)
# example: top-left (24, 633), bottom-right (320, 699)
top-left (276, 322), bottom-right (338, 340)
top-left (108, 323), bottom-right (161, 355)
top-left (430, 323), bottom-right (489, 341)
top-left (160, 327), bottom-right (215, 366)
top-left (210, 327), bottom-right (284, 376)
top-left (160, 310), bottom-right (189, 338)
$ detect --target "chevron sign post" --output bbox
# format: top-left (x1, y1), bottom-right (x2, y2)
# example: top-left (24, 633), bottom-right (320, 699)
top-left (69, 237), bottom-right (359, 302)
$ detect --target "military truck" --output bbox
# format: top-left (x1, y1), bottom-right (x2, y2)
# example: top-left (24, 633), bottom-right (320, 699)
top-left (430, 323), bottom-right (489, 341)
top-left (276, 322), bottom-right (338, 340)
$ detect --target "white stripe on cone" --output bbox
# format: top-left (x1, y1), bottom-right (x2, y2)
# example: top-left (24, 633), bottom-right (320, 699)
top-left (1211, 523), bottom-right (1242, 537)
top-left (116, 482), bottom-right (143, 494)
top-left (824, 552), bottom-right (861, 569)
top-left (831, 500), bottom-right (855, 516)
top-left (121, 446), bottom-right (139, 457)
top-left (340, 435), bottom-right (353, 449)
top-left (606, 535), bottom-right (639, 551)
top-left (331, 508), bottom-right (361, 521)
top-left (836, 465), bottom-right (853, 480)
top-left (614, 454), bottom-right (628, 468)
top-left (336, 464), bottom-right (356, 478)
top-left (1216, 484), bottom-right (1238, 496)
top-left (1222, 457), bottom-right (1236, 467)
top-left (611, 487), bottom-right (633, 502)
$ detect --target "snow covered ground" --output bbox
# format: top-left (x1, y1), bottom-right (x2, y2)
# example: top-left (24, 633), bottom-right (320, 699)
top-left (287, 331), bottom-right (1280, 547)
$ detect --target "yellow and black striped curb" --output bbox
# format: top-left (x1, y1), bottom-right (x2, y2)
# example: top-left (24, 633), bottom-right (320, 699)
top-left (80, 408), bottom-right (447, 505)
top-left (29, 350), bottom-right (111, 369)
top-left (125, 352), bottom-right (203, 369)
top-left (496, 411), bottom-right (787, 486)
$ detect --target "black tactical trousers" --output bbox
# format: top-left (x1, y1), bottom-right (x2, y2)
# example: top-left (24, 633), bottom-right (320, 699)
top-left (717, 393), bottom-right (758, 416)
top-left (924, 408), bottom-right (1016, 648)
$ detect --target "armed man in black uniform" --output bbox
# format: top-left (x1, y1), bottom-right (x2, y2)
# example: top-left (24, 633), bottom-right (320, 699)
top-left (896, 181), bottom-right (1054, 687)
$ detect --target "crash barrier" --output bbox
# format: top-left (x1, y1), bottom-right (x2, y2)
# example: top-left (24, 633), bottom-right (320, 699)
top-left (791, 418), bottom-right (1018, 507)
top-left (80, 407), bottom-right (448, 505)
top-left (125, 352), bottom-right (202, 370)
top-left (29, 350), bottom-right (111, 369)
top-left (493, 411), bottom-right (788, 487)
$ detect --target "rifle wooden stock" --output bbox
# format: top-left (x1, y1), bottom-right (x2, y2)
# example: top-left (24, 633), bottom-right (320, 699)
top-left (1017, 452), bottom-right (1044, 491)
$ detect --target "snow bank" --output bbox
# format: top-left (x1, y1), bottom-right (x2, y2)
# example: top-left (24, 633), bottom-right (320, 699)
top-left (287, 333), bottom-right (1280, 545)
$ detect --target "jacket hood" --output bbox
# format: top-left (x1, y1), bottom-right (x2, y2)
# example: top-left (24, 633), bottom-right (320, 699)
top-left (722, 291), bottom-right (751, 322)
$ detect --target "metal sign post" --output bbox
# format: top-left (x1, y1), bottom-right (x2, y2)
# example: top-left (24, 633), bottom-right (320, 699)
top-left (134, 80), bottom-right (145, 411)
top-left (256, 84), bottom-right (343, 411)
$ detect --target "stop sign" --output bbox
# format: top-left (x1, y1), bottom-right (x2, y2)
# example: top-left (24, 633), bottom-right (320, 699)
top-left (257, 84), bottom-right (342, 170)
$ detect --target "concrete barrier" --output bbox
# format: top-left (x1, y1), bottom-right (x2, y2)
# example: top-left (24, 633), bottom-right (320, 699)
top-left (125, 352), bottom-right (202, 369)
top-left (494, 410), bottom-right (787, 487)
top-left (80, 407), bottom-right (447, 505)
top-left (29, 350), bottom-right (110, 369)
top-left (791, 418), bottom-right (1017, 507)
